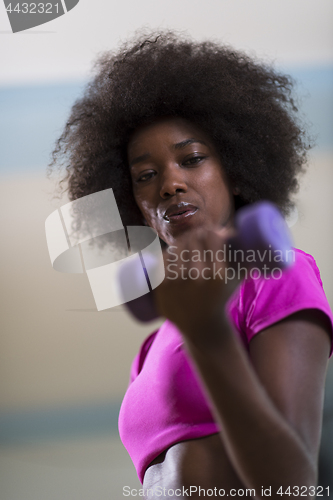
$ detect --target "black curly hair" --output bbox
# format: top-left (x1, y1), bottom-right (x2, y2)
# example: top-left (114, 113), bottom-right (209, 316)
top-left (49, 30), bottom-right (310, 228)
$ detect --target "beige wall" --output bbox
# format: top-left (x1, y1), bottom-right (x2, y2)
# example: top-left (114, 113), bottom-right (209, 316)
top-left (0, 173), bottom-right (162, 411)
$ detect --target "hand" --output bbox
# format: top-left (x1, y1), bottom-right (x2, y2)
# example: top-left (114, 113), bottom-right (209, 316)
top-left (153, 226), bottom-right (241, 341)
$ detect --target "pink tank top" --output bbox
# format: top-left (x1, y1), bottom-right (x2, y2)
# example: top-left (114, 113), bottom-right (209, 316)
top-left (118, 249), bottom-right (333, 483)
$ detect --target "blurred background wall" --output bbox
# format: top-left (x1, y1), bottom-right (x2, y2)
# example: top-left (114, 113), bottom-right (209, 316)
top-left (0, 1), bottom-right (332, 498)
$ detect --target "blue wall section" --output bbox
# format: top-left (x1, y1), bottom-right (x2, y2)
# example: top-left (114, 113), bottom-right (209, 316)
top-left (289, 66), bottom-right (333, 151)
top-left (0, 82), bottom-right (86, 174)
top-left (0, 401), bottom-right (121, 445)
top-left (0, 66), bottom-right (332, 174)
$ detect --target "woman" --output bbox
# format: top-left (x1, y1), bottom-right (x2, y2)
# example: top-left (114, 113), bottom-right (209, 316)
top-left (50, 32), bottom-right (333, 497)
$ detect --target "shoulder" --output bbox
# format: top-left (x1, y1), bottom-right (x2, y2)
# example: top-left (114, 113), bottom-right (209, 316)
top-left (229, 248), bottom-right (333, 355)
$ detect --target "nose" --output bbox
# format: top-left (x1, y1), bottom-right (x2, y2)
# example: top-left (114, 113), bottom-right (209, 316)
top-left (159, 165), bottom-right (188, 199)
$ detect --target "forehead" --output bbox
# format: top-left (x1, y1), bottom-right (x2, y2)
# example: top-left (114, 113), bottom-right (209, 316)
top-left (127, 117), bottom-right (212, 154)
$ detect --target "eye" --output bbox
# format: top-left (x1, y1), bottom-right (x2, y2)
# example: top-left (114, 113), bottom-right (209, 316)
top-left (136, 171), bottom-right (156, 183)
top-left (182, 155), bottom-right (206, 166)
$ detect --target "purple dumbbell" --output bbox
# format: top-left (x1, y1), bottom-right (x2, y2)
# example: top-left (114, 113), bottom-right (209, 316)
top-left (119, 201), bottom-right (293, 322)
top-left (232, 201), bottom-right (294, 268)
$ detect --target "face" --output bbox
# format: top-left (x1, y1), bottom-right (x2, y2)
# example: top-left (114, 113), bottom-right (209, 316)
top-left (127, 117), bottom-right (234, 246)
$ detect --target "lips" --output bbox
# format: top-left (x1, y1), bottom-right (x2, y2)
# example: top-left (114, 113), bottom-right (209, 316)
top-left (163, 202), bottom-right (198, 222)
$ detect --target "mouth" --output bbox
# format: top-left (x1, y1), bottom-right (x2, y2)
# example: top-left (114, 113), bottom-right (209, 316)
top-left (163, 202), bottom-right (198, 223)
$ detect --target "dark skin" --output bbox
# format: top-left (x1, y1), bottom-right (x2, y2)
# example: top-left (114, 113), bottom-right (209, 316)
top-left (127, 117), bottom-right (331, 498)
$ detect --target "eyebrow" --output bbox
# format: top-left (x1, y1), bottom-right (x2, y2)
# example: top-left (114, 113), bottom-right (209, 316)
top-left (129, 139), bottom-right (207, 167)
top-left (173, 138), bottom-right (207, 150)
top-left (129, 153), bottom-right (151, 167)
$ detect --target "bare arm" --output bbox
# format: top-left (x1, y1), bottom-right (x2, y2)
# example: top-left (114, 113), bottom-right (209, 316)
top-left (183, 309), bottom-right (330, 493)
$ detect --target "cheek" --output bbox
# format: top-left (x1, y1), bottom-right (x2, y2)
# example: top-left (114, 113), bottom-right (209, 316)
top-left (134, 193), bottom-right (148, 216)
top-left (206, 176), bottom-right (233, 217)
top-left (132, 187), bottom-right (145, 211)
top-left (202, 169), bottom-right (231, 197)
top-left (134, 195), bottom-right (157, 225)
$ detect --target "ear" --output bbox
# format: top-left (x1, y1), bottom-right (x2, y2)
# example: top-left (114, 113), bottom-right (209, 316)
top-left (233, 187), bottom-right (240, 195)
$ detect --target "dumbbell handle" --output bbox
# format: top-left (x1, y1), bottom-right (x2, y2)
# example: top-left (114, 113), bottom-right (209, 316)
top-left (120, 201), bottom-right (293, 322)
